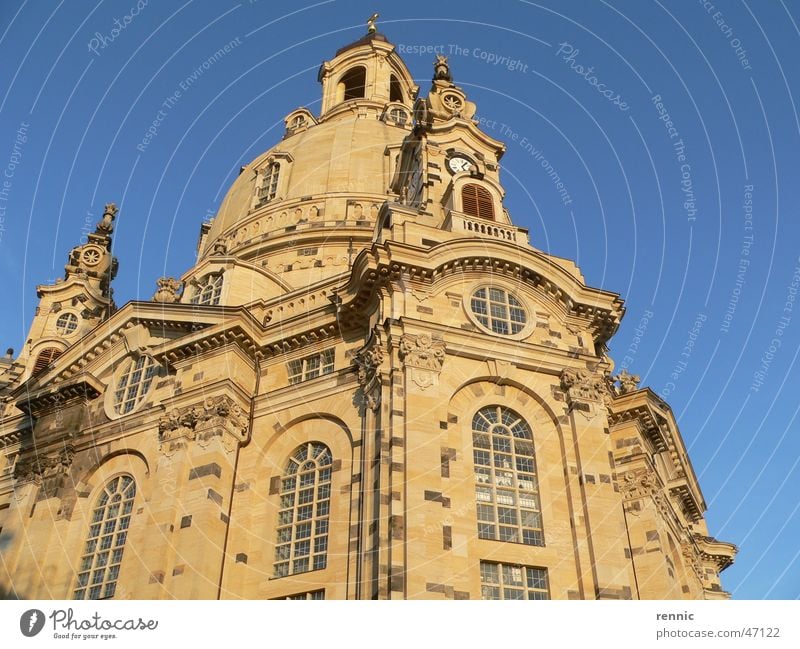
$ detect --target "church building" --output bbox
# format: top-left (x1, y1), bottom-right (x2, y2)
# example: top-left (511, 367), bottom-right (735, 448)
top-left (0, 23), bottom-right (735, 600)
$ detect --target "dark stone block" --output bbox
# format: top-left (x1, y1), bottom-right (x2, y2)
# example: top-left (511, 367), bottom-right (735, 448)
top-left (188, 463), bottom-right (221, 480)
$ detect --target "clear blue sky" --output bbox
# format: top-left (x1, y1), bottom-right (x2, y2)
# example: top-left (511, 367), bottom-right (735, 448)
top-left (1, 0), bottom-right (799, 600)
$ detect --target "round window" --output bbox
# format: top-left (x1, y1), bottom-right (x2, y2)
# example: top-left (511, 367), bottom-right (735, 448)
top-left (55, 312), bottom-right (79, 336)
top-left (111, 355), bottom-right (159, 416)
top-left (470, 287), bottom-right (527, 335)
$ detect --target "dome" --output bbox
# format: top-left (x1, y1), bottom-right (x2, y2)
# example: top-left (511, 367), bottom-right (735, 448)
top-left (199, 31), bottom-right (418, 260)
top-left (202, 113), bottom-right (410, 254)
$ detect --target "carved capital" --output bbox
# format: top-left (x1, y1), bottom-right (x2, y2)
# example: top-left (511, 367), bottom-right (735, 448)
top-left (560, 368), bottom-right (606, 404)
top-left (620, 468), bottom-right (657, 501)
top-left (14, 446), bottom-right (75, 489)
top-left (158, 396), bottom-right (249, 455)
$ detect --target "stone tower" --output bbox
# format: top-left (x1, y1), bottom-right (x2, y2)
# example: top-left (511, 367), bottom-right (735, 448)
top-left (0, 25), bottom-right (735, 601)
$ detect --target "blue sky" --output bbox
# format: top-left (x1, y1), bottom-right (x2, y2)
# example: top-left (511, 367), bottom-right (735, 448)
top-left (1, 0), bottom-right (799, 600)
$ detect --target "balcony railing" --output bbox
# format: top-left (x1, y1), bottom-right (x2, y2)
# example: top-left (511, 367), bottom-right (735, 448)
top-left (444, 211), bottom-right (528, 245)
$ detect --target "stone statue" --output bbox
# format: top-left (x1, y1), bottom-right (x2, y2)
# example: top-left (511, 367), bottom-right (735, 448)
top-left (367, 12), bottom-right (379, 34)
top-left (434, 54), bottom-right (452, 82)
top-left (96, 202), bottom-right (118, 234)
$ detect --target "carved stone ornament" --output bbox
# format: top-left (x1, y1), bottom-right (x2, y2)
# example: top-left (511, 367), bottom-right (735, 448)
top-left (210, 240), bottom-right (228, 256)
top-left (560, 368), bottom-right (607, 403)
top-left (354, 343), bottom-right (385, 388)
top-left (14, 446), bottom-right (75, 484)
top-left (158, 396), bottom-right (249, 455)
top-left (681, 541), bottom-right (705, 583)
top-left (611, 369), bottom-right (641, 395)
top-left (433, 54), bottom-right (452, 82)
top-left (152, 277), bottom-right (183, 303)
top-left (399, 333), bottom-right (446, 390)
top-left (399, 334), bottom-right (445, 370)
top-left (620, 468), bottom-right (678, 528)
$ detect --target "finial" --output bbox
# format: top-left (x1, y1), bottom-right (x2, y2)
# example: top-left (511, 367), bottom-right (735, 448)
top-left (96, 202), bottom-right (118, 234)
top-left (433, 54), bottom-right (452, 82)
top-left (367, 12), bottom-right (379, 34)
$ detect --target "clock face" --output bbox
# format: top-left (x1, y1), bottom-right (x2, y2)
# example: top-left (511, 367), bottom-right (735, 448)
top-left (448, 156), bottom-right (473, 174)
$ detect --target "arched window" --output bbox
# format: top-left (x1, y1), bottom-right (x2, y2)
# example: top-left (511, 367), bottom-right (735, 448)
top-left (32, 347), bottom-right (63, 375)
top-left (472, 405), bottom-right (544, 546)
top-left (190, 273), bottom-right (223, 305)
top-left (337, 66), bottom-right (366, 102)
top-left (462, 183), bottom-right (495, 220)
top-left (260, 162), bottom-right (280, 202)
top-left (273, 442), bottom-right (332, 578)
top-left (389, 74), bottom-right (403, 103)
top-left (73, 475), bottom-right (136, 600)
top-left (55, 312), bottom-right (79, 336)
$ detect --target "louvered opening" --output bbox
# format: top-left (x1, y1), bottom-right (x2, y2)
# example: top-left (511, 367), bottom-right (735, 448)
top-left (32, 347), bottom-right (62, 375)
top-left (462, 184), bottom-right (495, 220)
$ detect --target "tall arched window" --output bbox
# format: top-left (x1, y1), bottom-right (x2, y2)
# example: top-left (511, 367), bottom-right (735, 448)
top-left (472, 405), bottom-right (544, 546)
top-left (73, 475), bottom-right (136, 600)
top-left (32, 347), bottom-right (63, 375)
top-left (273, 442), bottom-right (332, 578)
top-left (462, 183), bottom-right (495, 220)
top-left (260, 162), bottom-right (280, 202)
top-left (190, 273), bottom-right (223, 305)
top-left (337, 66), bottom-right (366, 102)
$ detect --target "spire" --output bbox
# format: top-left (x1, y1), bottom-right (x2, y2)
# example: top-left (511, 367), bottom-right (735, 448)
top-left (64, 202), bottom-right (119, 299)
